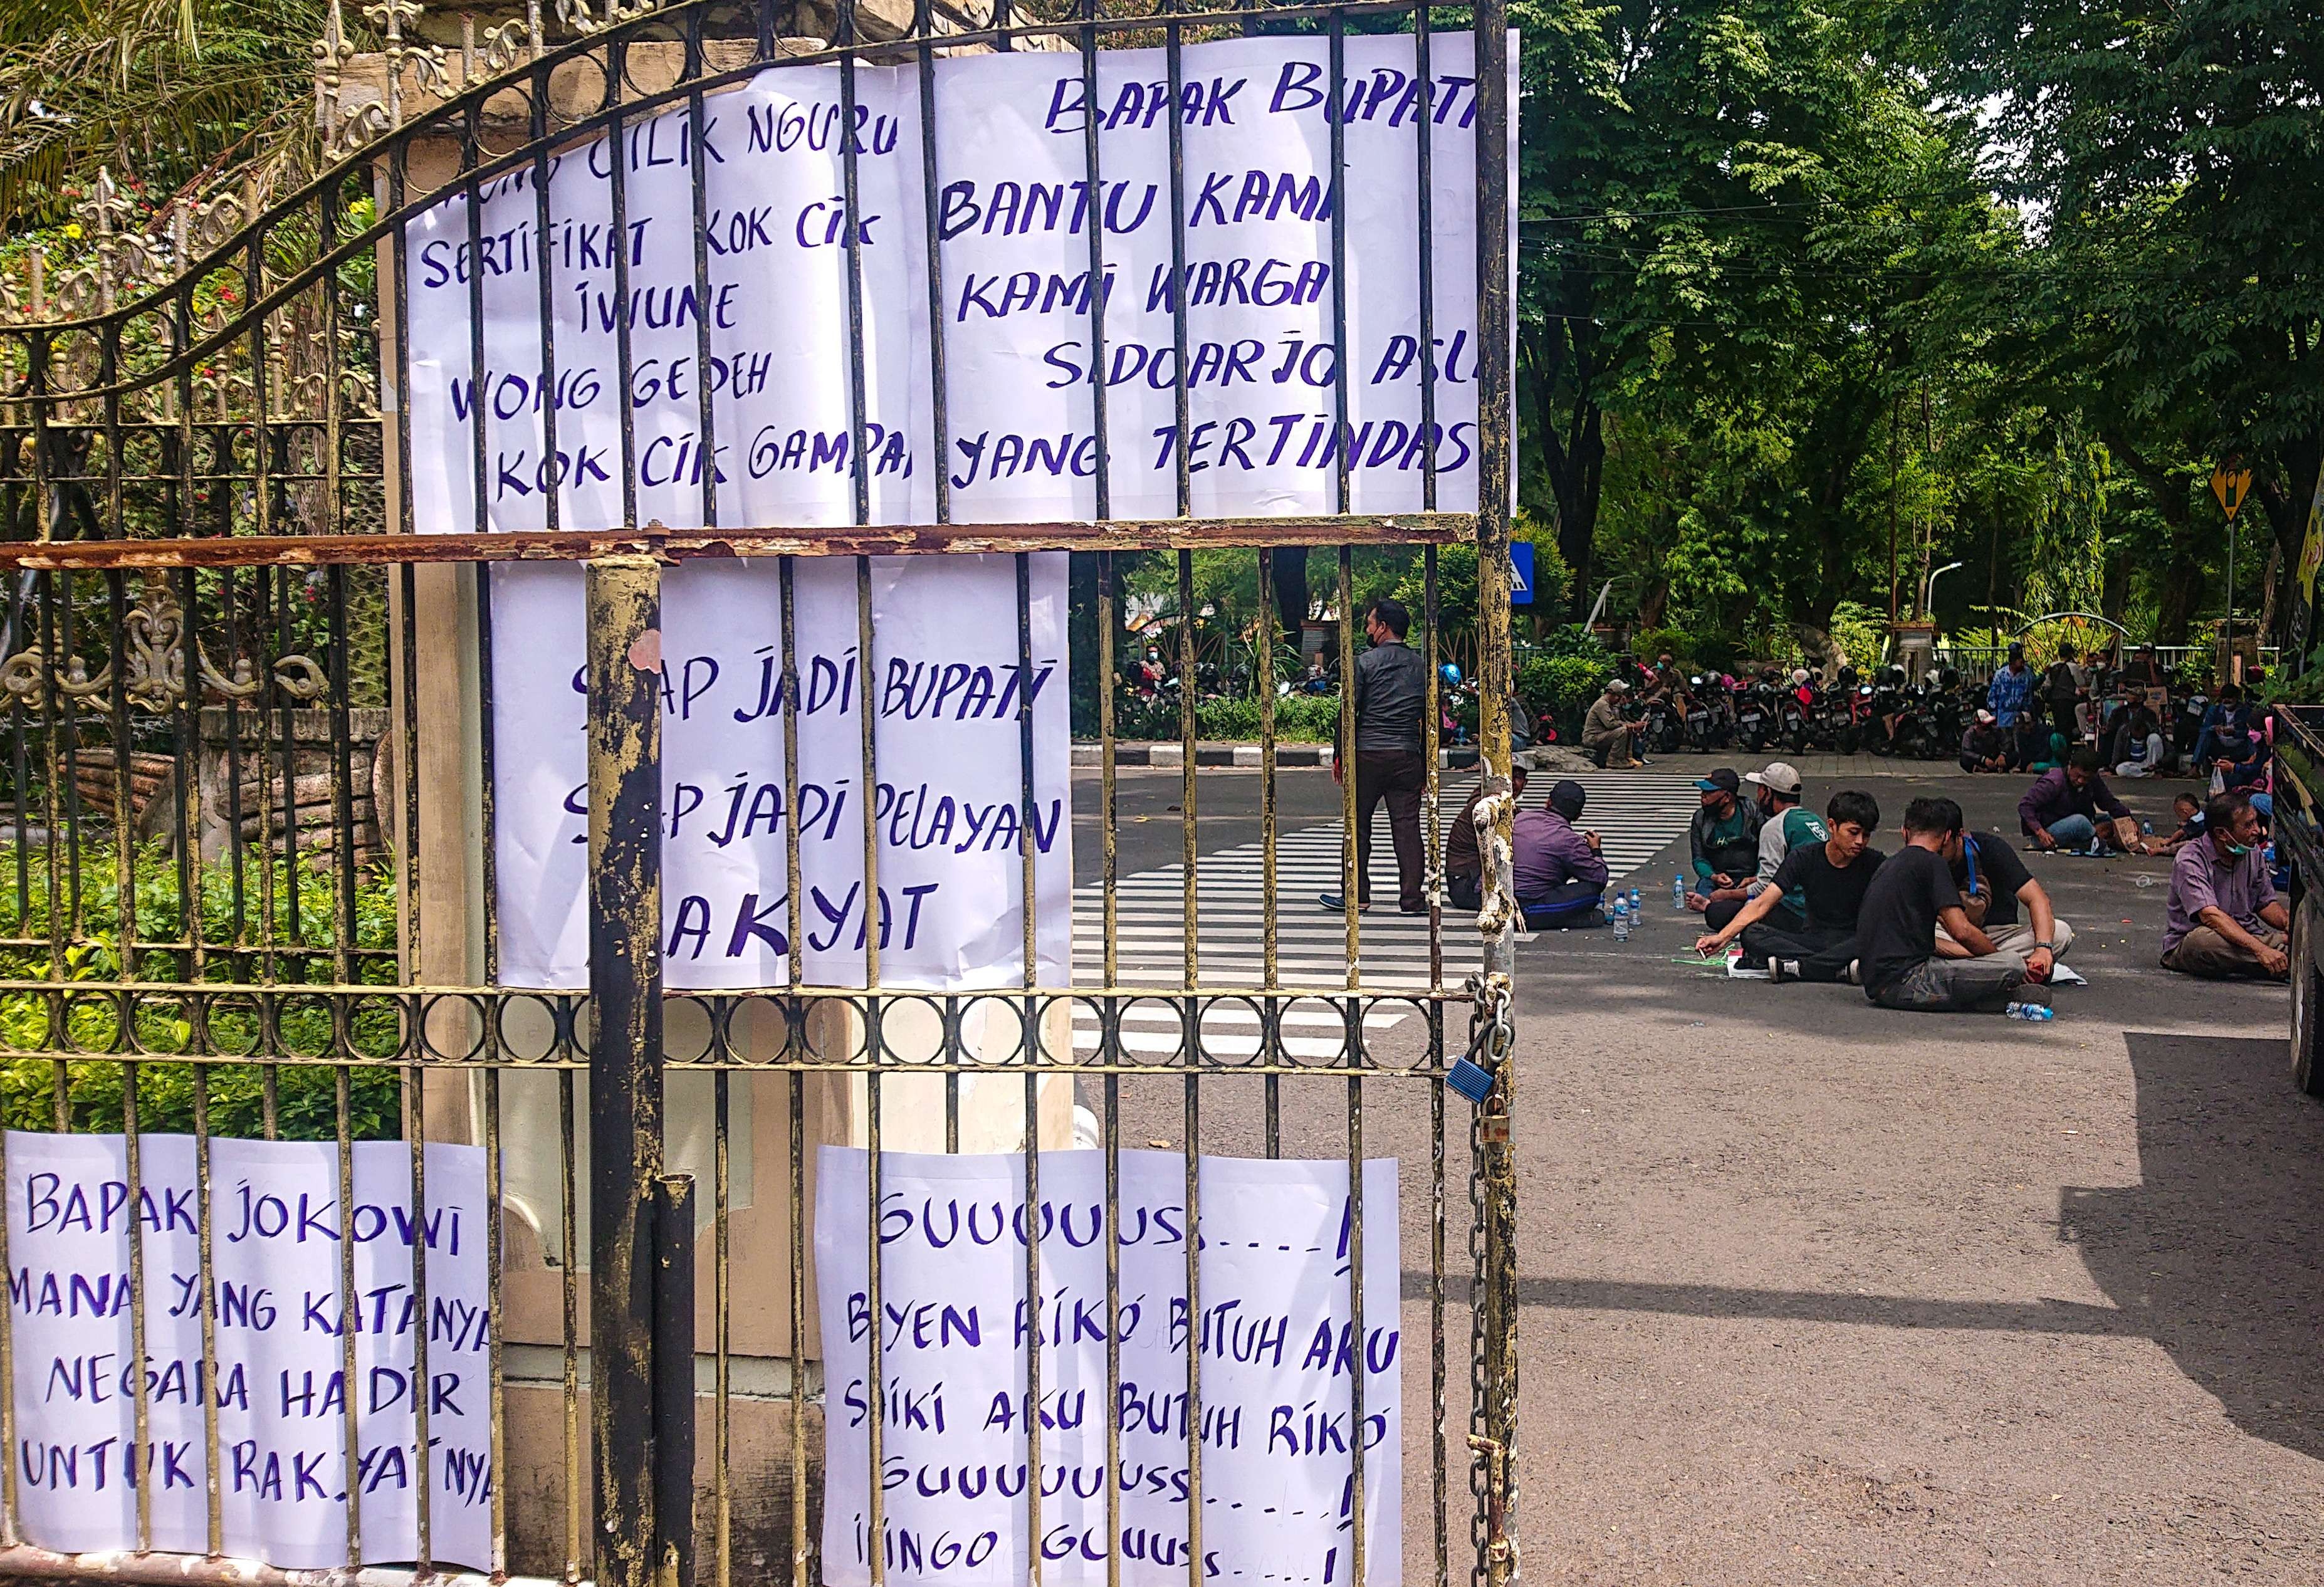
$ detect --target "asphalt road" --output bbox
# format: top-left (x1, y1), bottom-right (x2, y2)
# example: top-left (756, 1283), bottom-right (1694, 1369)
top-left (1072, 755), bottom-right (2324, 1584)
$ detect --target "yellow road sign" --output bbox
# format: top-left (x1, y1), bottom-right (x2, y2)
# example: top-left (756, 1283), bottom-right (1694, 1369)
top-left (2212, 466), bottom-right (2253, 521)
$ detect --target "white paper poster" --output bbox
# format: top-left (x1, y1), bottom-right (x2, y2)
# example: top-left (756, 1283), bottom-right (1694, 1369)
top-left (4, 1133), bottom-right (493, 1570)
top-left (483, 552), bottom-right (1071, 990)
top-left (815, 1148), bottom-right (1402, 1587)
top-left (402, 33), bottom-right (1505, 531)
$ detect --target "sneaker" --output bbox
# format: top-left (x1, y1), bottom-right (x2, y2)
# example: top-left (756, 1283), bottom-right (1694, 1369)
top-left (1842, 958), bottom-right (1861, 987)
top-left (1319, 893), bottom-right (1370, 913)
top-left (1769, 958), bottom-right (1797, 984)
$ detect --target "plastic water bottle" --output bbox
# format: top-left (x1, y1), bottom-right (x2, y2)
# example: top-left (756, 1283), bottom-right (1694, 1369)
top-left (2004, 1002), bottom-right (2055, 1022)
top-left (1628, 887), bottom-right (1642, 919)
top-left (1672, 872), bottom-right (1687, 912)
top-left (1611, 898), bottom-right (1631, 943)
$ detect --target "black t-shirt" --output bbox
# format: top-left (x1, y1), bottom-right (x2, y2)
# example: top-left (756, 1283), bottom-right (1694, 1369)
top-left (1952, 834), bottom-right (2032, 928)
top-left (1770, 844), bottom-right (1886, 932)
top-left (1855, 845), bottom-right (1964, 993)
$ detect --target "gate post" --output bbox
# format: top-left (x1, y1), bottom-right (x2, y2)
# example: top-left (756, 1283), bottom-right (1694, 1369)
top-left (587, 555), bottom-right (667, 1587)
top-left (1472, 0), bottom-right (1522, 1580)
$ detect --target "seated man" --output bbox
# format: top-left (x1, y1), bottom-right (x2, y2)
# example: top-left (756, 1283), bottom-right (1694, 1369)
top-left (1443, 767), bottom-right (1526, 911)
top-left (2160, 790), bottom-right (2290, 980)
top-left (2019, 748), bottom-right (2144, 852)
top-left (1510, 778), bottom-right (1610, 926)
top-left (1701, 762), bottom-right (1826, 935)
top-left (1694, 790), bottom-right (1884, 983)
top-left (2192, 684), bottom-right (2252, 768)
top-left (1944, 825), bottom-right (2075, 961)
top-left (2112, 704), bottom-right (2167, 778)
top-left (1856, 796), bottom-right (2053, 1013)
top-left (1959, 710), bottom-right (2009, 772)
top-left (1581, 678), bottom-right (1640, 768)
top-left (1686, 768), bottom-right (1765, 910)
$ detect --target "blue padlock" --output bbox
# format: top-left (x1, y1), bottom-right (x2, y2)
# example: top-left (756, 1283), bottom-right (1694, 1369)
top-left (1445, 1057), bottom-right (1496, 1104)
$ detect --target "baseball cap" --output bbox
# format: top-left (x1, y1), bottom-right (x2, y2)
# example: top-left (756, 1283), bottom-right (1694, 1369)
top-left (1605, 676), bottom-right (1630, 693)
top-left (1743, 762), bottom-right (1803, 796)
top-left (1694, 768), bottom-right (1740, 795)
top-left (1976, 708), bottom-right (1996, 725)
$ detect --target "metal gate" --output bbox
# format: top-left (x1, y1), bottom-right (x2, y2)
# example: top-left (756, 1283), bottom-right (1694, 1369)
top-left (0, 3), bottom-right (1517, 1586)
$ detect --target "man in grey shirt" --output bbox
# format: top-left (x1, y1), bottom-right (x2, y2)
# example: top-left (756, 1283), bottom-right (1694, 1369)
top-left (1323, 598), bottom-right (1430, 913)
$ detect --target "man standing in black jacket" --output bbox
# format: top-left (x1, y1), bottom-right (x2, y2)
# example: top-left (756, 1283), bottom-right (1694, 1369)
top-left (1323, 599), bottom-right (1430, 914)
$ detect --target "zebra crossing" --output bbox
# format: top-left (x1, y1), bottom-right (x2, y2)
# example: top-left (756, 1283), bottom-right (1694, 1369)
top-left (1068, 773), bottom-right (1704, 1059)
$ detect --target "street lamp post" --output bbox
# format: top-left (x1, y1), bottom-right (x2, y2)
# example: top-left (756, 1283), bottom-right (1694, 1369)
top-left (1923, 560), bottom-right (1965, 623)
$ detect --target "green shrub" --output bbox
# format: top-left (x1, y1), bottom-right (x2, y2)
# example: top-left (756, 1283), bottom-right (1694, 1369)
top-left (1519, 654), bottom-right (1612, 734)
top-left (0, 845), bottom-right (403, 1139)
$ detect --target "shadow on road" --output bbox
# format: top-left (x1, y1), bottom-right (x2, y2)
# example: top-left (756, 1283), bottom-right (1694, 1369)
top-left (2062, 1031), bottom-right (2324, 1462)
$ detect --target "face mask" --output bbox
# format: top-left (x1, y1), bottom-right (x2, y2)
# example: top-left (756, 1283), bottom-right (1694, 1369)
top-left (2223, 841), bottom-right (2252, 858)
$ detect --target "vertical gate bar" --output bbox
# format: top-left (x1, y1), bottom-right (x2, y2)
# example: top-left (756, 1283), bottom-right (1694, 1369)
top-left (529, 3), bottom-right (563, 545)
top-left (1177, 550), bottom-right (1197, 989)
top-left (1015, 553), bottom-right (1044, 1587)
top-left (192, 1067), bottom-right (225, 1557)
top-left (122, 1064), bottom-right (154, 1553)
top-left (838, 0), bottom-right (873, 533)
top-left (916, 0), bottom-right (951, 531)
top-left (252, 564), bottom-right (279, 1011)
top-left (400, 562), bottom-right (425, 980)
top-left (407, 1061), bottom-right (435, 1574)
top-left (1077, 0), bottom-right (1112, 532)
top-left (335, 1066), bottom-right (364, 1565)
top-left (1344, 1052), bottom-right (1364, 1587)
top-left (1415, 0), bottom-right (1440, 501)
top-left (713, 1068), bottom-right (732, 1587)
top-left (1425, 548), bottom-right (1442, 988)
top-left (1181, 1046), bottom-right (1201, 1587)
top-left (478, 565), bottom-right (503, 983)
top-left (33, 574), bottom-right (61, 1123)
top-left (172, 565), bottom-right (201, 981)
top-left (222, 568), bottom-right (249, 949)
top-left (653, 1175), bottom-right (696, 1587)
top-left (778, 558), bottom-right (803, 985)
top-left (606, 37), bottom-right (643, 532)
top-left (1258, 548), bottom-right (1279, 996)
top-left (1427, 1014), bottom-right (1448, 1587)
top-left (787, 1067), bottom-right (810, 1587)
top-left (778, 550), bottom-right (808, 1587)
top-left (485, 1065), bottom-right (508, 1575)
top-left (1098, 550), bottom-right (1117, 989)
top-left (272, 555), bottom-right (300, 954)
top-left (327, 567), bottom-right (359, 984)
top-left (1472, 0), bottom-right (1520, 1577)
top-left (103, 569), bottom-right (136, 987)
top-left (560, 1065), bottom-right (583, 1583)
top-left (1102, 1052), bottom-right (1121, 1587)
top-left (1164, 3), bottom-right (1192, 523)
top-left (587, 555), bottom-right (667, 1587)
top-left (1328, 8), bottom-right (1351, 523)
top-left (34, 570), bottom-right (59, 988)
top-left (1337, 545), bottom-right (1358, 981)
top-left (58, 572), bottom-right (83, 936)
top-left (855, 546), bottom-right (885, 1587)
top-left (686, 8), bottom-right (723, 542)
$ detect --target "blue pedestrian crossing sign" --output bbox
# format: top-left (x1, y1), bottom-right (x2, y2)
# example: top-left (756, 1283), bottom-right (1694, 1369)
top-left (1509, 542), bottom-right (1535, 605)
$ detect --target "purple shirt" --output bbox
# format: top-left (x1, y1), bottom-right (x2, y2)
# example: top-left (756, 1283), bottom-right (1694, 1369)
top-left (1511, 810), bottom-right (1610, 899)
top-left (2163, 836), bottom-right (2279, 954)
top-left (2018, 767), bottom-right (2130, 837)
